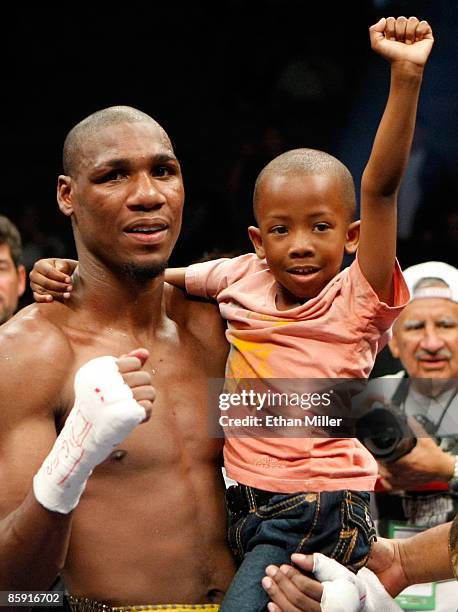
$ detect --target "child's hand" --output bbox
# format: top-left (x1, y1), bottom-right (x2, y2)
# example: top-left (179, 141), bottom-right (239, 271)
top-left (369, 16), bottom-right (434, 68)
top-left (164, 267), bottom-right (188, 290)
top-left (29, 258), bottom-right (77, 302)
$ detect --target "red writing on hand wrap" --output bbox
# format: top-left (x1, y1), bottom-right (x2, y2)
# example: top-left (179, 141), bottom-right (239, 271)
top-left (43, 409), bottom-right (93, 484)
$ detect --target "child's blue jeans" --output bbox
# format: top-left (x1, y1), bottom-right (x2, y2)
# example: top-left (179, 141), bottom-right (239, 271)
top-left (221, 485), bottom-right (376, 612)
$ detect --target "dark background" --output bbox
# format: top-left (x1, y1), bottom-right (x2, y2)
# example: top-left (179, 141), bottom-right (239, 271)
top-left (2, 0), bottom-right (457, 316)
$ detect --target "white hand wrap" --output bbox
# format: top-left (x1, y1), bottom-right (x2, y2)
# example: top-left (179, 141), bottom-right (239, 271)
top-left (313, 553), bottom-right (365, 612)
top-left (313, 553), bottom-right (402, 612)
top-left (33, 356), bottom-right (146, 514)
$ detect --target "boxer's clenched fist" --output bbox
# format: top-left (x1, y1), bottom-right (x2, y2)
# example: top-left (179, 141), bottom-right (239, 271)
top-left (116, 347), bottom-right (155, 418)
top-left (33, 349), bottom-right (155, 514)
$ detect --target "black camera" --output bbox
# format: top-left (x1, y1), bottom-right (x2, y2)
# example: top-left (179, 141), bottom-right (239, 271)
top-left (354, 402), bottom-right (417, 462)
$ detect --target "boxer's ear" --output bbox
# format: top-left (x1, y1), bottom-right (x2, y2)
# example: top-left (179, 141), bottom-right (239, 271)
top-left (57, 175), bottom-right (74, 216)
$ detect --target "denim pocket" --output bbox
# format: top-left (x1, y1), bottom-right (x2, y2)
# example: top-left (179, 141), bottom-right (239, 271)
top-left (330, 491), bottom-right (376, 572)
top-left (227, 492), bottom-right (320, 563)
top-left (256, 493), bottom-right (321, 555)
top-left (255, 493), bottom-right (317, 519)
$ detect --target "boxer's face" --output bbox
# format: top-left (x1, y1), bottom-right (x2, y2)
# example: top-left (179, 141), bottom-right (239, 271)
top-left (59, 121), bottom-right (184, 276)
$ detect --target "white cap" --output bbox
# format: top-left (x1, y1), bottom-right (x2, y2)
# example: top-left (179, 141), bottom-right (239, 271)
top-left (403, 261), bottom-right (458, 303)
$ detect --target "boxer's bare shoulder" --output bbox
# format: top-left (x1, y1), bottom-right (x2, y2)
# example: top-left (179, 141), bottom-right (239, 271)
top-left (1, 301), bottom-right (74, 357)
top-left (165, 283), bottom-right (228, 359)
top-left (0, 302), bottom-right (75, 417)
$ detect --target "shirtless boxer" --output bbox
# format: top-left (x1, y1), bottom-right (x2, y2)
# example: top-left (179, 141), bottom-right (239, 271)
top-left (0, 107), bottom-right (236, 610)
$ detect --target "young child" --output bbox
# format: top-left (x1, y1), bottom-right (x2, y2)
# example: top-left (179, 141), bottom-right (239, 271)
top-left (30, 16), bottom-right (433, 612)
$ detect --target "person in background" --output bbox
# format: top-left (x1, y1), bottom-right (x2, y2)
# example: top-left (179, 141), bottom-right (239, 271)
top-left (368, 260), bottom-right (458, 611)
top-left (375, 261), bottom-right (458, 527)
top-left (0, 215), bottom-right (26, 325)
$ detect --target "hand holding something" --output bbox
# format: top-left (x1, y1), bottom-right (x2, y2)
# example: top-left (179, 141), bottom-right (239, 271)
top-left (378, 418), bottom-right (454, 490)
top-left (262, 554), bottom-right (323, 611)
top-left (366, 538), bottom-right (407, 597)
top-left (263, 552), bottom-right (401, 611)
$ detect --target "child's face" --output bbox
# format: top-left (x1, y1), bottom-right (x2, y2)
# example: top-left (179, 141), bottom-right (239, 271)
top-left (249, 172), bottom-right (359, 309)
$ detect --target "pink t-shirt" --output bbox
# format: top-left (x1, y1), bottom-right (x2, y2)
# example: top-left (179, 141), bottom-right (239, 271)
top-left (186, 253), bottom-right (409, 492)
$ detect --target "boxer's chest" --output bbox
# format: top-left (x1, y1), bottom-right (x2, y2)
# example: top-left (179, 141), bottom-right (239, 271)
top-left (59, 320), bottom-right (224, 467)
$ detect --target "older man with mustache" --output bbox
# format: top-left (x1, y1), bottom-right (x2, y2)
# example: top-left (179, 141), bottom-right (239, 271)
top-left (375, 261), bottom-right (458, 526)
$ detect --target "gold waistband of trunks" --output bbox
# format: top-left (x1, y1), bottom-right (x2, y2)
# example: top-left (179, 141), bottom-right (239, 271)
top-left (67, 596), bottom-right (220, 612)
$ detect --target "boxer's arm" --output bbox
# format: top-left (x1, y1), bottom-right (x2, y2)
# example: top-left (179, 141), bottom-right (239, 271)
top-left (0, 320), bottom-right (76, 593)
top-left (0, 318), bottom-right (154, 594)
